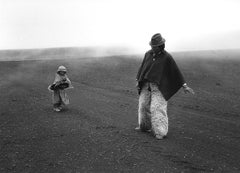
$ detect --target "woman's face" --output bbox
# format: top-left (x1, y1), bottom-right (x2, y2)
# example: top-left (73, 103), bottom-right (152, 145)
top-left (151, 44), bottom-right (165, 53)
top-left (151, 45), bottom-right (161, 53)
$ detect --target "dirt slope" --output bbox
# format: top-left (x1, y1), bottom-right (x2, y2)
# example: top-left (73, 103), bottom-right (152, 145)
top-left (0, 51), bottom-right (240, 172)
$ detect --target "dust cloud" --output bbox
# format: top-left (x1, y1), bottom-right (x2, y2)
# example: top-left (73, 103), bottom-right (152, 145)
top-left (0, 46), bottom-right (140, 61)
top-left (0, 46), bottom-right (141, 89)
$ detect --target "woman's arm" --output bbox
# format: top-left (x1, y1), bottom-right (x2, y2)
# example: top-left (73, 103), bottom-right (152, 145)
top-left (136, 52), bottom-right (148, 81)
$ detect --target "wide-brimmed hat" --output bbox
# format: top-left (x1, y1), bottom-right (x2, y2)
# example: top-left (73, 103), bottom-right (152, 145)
top-left (57, 65), bottom-right (67, 72)
top-left (149, 33), bottom-right (166, 47)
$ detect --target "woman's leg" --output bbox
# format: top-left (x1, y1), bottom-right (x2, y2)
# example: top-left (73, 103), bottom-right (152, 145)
top-left (150, 83), bottom-right (168, 138)
top-left (138, 83), bottom-right (152, 131)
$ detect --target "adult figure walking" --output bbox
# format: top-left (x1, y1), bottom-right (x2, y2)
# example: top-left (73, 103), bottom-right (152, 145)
top-left (136, 33), bottom-right (194, 139)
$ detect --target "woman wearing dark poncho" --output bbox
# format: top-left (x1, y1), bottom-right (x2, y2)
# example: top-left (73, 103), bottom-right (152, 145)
top-left (136, 33), bottom-right (194, 139)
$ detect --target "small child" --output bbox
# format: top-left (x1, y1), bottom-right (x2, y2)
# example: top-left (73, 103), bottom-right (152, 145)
top-left (48, 65), bottom-right (73, 112)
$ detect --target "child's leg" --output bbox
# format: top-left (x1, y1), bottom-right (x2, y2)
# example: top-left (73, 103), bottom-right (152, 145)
top-left (53, 102), bottom-right (61, 108)
top-left (53, 90), bottom-right (61, 109)
top-left (58, 97), bottom-right (64, 110)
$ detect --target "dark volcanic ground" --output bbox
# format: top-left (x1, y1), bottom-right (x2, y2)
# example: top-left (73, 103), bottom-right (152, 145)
top-left (0, 53), bottom-right (240, 172)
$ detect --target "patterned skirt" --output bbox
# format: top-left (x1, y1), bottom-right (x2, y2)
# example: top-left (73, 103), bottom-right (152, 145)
top-left (138, 82), bottom-right (168, 136)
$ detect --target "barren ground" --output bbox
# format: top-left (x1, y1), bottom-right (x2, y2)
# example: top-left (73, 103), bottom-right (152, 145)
top-left (0, 51), bottom-right (240, 172)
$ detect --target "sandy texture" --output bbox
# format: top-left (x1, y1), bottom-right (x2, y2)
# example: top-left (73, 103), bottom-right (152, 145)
top-left (0, 51), bottom-right (240, 172)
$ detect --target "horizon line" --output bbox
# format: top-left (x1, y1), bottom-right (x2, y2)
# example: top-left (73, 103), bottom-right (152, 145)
top-left (0, 46), bottom-right (240, 53)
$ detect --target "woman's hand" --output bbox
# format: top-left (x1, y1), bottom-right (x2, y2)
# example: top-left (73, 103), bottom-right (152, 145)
top-left (136, 82), bottom-right (140, 88)
top-left (183, 84), bottom-right (195, 94)
top-left (136, 82), bottom-right (141, 95)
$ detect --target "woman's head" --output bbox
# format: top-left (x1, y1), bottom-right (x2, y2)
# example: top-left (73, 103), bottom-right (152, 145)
top-left (149, 33), bottom-right (166, 53)
top-left (57, 65), bottom-right (67, 75)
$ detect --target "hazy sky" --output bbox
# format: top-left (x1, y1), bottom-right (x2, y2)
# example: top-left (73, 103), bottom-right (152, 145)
top-left (0, 0), bottom-right (240, 51)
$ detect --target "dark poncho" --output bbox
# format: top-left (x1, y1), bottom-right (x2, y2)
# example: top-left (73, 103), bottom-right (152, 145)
top-left (136, 50), bottom-right (185, 101)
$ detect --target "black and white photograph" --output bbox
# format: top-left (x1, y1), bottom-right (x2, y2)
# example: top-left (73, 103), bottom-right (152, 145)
top-left (0, 0), bottom-right (240, 172)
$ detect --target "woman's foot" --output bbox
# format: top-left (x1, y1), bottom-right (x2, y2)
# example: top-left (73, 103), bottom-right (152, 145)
top-left (155, 134), bottom-right (166, 140)
top-left (135, 126), bottom-right (151, 133)
top-left (135, 126), bottom-right (141, 131)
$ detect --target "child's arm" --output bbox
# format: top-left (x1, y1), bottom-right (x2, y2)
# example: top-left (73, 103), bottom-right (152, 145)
top-left (65, 76), bottom-right (73, 89)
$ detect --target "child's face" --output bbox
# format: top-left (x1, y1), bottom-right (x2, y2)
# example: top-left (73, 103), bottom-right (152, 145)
top-left (58, 71), bottom-right (66, 76)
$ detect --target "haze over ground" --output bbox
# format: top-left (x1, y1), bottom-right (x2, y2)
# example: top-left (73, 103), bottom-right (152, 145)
top-left (0, 0), bottom-right (240, 52)
top-left (1, 1), bottom-right (240, 172)
top-left (0, 54), bottom-right (240, 172)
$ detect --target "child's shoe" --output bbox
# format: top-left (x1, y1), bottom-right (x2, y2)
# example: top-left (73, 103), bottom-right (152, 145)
top-left (54, 108), bottom-right (61, 112)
